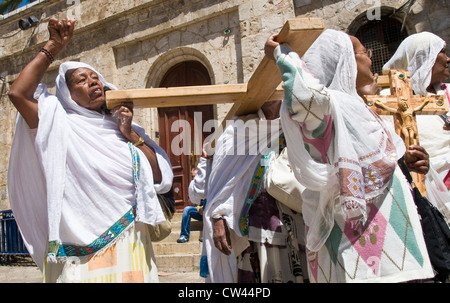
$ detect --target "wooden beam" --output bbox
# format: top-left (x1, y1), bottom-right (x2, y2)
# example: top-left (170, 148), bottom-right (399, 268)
top-left (377, 75), bottom-right (390, 88)
top-left (228, 18), bottom-right (325, 119)
top-left (106, 84), bottom-right (247, 109)
top-left (106, 74), bottom-right (386, 110)
top-left (105, 18), bottom-right (325, 115)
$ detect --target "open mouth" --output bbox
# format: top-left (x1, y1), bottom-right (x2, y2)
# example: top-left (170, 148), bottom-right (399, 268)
top-left (89, 87), bottom-right (103, 99)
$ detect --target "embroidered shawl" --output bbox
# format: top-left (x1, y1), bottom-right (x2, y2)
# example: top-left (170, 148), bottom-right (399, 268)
top-left (278, 30), bottom-right (406, 252)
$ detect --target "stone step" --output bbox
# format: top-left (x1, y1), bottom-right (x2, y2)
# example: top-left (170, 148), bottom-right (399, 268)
top-left (162, 230), bottom-right (203, 242)
top-left (171, 220), bottom-right (203, 232)
top-left (153, 211), bottom-right (204, 273)
top-left (153, 240), bottom-right (202, 255)
top-left (155, 253), bottom-right (201, 273)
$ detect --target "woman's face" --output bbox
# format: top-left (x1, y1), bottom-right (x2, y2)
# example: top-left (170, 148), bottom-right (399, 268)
top-left (350, 36), bottom-right (380, 96)
top-left (429, 46), bottom-right (450, 87)
top-left (66, 68), bottom-right (105, 112)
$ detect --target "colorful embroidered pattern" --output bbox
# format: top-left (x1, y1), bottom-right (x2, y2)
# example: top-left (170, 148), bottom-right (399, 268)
top-left (128, 142), bottom-right (141, 183)
top-left (363, 165), bottom-right (383, 190)
top-left (346, 171), bottom-right (364, 198)
top-left (239, 151), bottom-right (275, 236)
top-left (56, 207), bottom-right (136, 258)
top-left (310, 171), bottom-right (428, 282)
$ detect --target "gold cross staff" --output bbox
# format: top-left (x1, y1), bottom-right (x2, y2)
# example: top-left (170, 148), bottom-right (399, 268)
top-left (364, 70), bottom-right (449, 195)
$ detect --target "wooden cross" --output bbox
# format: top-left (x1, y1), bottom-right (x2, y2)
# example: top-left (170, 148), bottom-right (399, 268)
top-left (363, 70), bottom-right (449, 195)
top-left (105, 18), bottom-right (324, 121)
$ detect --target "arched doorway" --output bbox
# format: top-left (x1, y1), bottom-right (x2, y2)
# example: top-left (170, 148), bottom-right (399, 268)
top-left (350, 14), bottom-right (408, 75)
top-left (158, 61), bottom-right (214, 211)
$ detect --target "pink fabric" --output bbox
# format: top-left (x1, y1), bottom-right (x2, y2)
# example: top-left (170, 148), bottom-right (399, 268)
top-left (300, 115), bottom-right (333, 163)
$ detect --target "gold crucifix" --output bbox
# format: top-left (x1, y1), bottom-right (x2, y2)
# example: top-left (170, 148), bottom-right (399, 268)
top-left (364, 70), bottom-right (449, 195)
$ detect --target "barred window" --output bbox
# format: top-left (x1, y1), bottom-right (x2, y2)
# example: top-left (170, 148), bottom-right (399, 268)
top-left (353, 18), bottom-right (408, 75)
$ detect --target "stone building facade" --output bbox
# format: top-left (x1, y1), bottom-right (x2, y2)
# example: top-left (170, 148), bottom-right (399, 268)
top-left (0, 0), bottom-right (448, 209)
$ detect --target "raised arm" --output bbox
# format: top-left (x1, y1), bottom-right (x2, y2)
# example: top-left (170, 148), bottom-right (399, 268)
top-left (265, 34), bottom-right (330, 128)
top-left (8, 18), bottom-right (76, 129)
top-left (265, 34), bottom-right (332, 163)
top-left (374, 100), bottom-right (398, 114)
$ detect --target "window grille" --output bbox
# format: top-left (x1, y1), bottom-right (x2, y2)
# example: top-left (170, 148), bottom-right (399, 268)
top-left (355, 18), bottom-right (408, 75)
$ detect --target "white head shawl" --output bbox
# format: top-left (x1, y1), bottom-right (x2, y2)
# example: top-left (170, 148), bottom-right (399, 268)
top-left (8, 62), bottom-right (172, 269)
top-left (382, 32), bottom-right (446, 95)
top-left (280, 30), bottom-right (405, 251)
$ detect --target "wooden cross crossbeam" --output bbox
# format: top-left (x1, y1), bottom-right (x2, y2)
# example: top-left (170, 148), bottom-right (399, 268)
top-left (105, 18), bottom-right (325, 118)
top-left (364, 69), bottom-right (449, 195)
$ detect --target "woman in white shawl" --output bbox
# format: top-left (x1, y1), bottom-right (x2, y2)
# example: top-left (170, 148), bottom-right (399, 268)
top-left (203, 100), bottom-right (307, 283)
top-left (8, 18), bottom-right (173, 283)
top-left (382, 32), bottom-right (450, 215)
top-left (265, 30), bottom-right (434, 282)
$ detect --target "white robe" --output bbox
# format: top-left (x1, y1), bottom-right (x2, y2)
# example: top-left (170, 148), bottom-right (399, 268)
top-left (382, 32), bottom-right (450, 217)
top-left (8, 62), bottom-right (173, 271)
top-left (277, 30), bottom-right (434, 282)
top-left (203, 110), bottom-right (281, 282)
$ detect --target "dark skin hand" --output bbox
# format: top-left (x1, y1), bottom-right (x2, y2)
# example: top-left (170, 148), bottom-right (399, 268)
top-left (405, 144), bottom-right (430, 175)
top-left (110, 103), bottom-right (162, 183)
top-left (213, 217), bottom-right (232, 256)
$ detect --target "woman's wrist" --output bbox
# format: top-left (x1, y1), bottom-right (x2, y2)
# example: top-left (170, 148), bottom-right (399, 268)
top-left (42, 41), bottom-right (63, 59)
top-left (126, 130), bottom-right (144, 147)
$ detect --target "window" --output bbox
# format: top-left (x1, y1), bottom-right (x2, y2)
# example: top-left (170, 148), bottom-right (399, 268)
top-left (352, 17), bottom-right (408, 75)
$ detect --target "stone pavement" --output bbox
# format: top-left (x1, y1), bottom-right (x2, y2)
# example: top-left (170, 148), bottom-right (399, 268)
top-left (0, 211), bottom-right (205, 283)
top-left (0, 261), bottom-right (205, 283)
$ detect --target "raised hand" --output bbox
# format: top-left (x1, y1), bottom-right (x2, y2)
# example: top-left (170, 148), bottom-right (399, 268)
top-left (264, 34), bottom-right (280, 61)
top-left (111, 103), bottom-right (134, 138)
top-left (46, 17), bottom-right (76, 55)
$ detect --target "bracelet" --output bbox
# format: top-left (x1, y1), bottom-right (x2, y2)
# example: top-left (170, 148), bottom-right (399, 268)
top-left (133, 136), bottom-right (145, 147)
top-left (40, 48), bottom-right (55, 63)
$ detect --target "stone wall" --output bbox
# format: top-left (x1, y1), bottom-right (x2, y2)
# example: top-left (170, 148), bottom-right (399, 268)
top-left (0, 0), bottom-right (448, 209)
top-left (293, 0), bottom-right (449, 43)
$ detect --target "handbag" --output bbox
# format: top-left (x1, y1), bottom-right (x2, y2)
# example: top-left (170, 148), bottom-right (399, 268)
top-left (398, 158), bottom-right (450, 282)
top-left (265, 147), bottom-right (304, 213)
top-left (148, 193), bottom-right (174, 242)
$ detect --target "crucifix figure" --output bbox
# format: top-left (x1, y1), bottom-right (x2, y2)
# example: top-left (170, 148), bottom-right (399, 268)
top-left (364, 69), bottom-right (449, 194)
top-left (374, 97), bottom-right (430, 150)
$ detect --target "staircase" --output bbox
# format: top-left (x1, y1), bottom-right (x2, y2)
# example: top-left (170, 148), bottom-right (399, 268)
top-left (153, 212), bottom-right (203, 274)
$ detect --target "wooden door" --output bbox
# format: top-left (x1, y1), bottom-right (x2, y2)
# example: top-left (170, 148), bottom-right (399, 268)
top-left (158, 61), bottom-right (214, 211)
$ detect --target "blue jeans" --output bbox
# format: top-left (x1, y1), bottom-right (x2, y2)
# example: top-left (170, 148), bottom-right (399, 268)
top-left (180, 206), bottom-right (203, 238)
